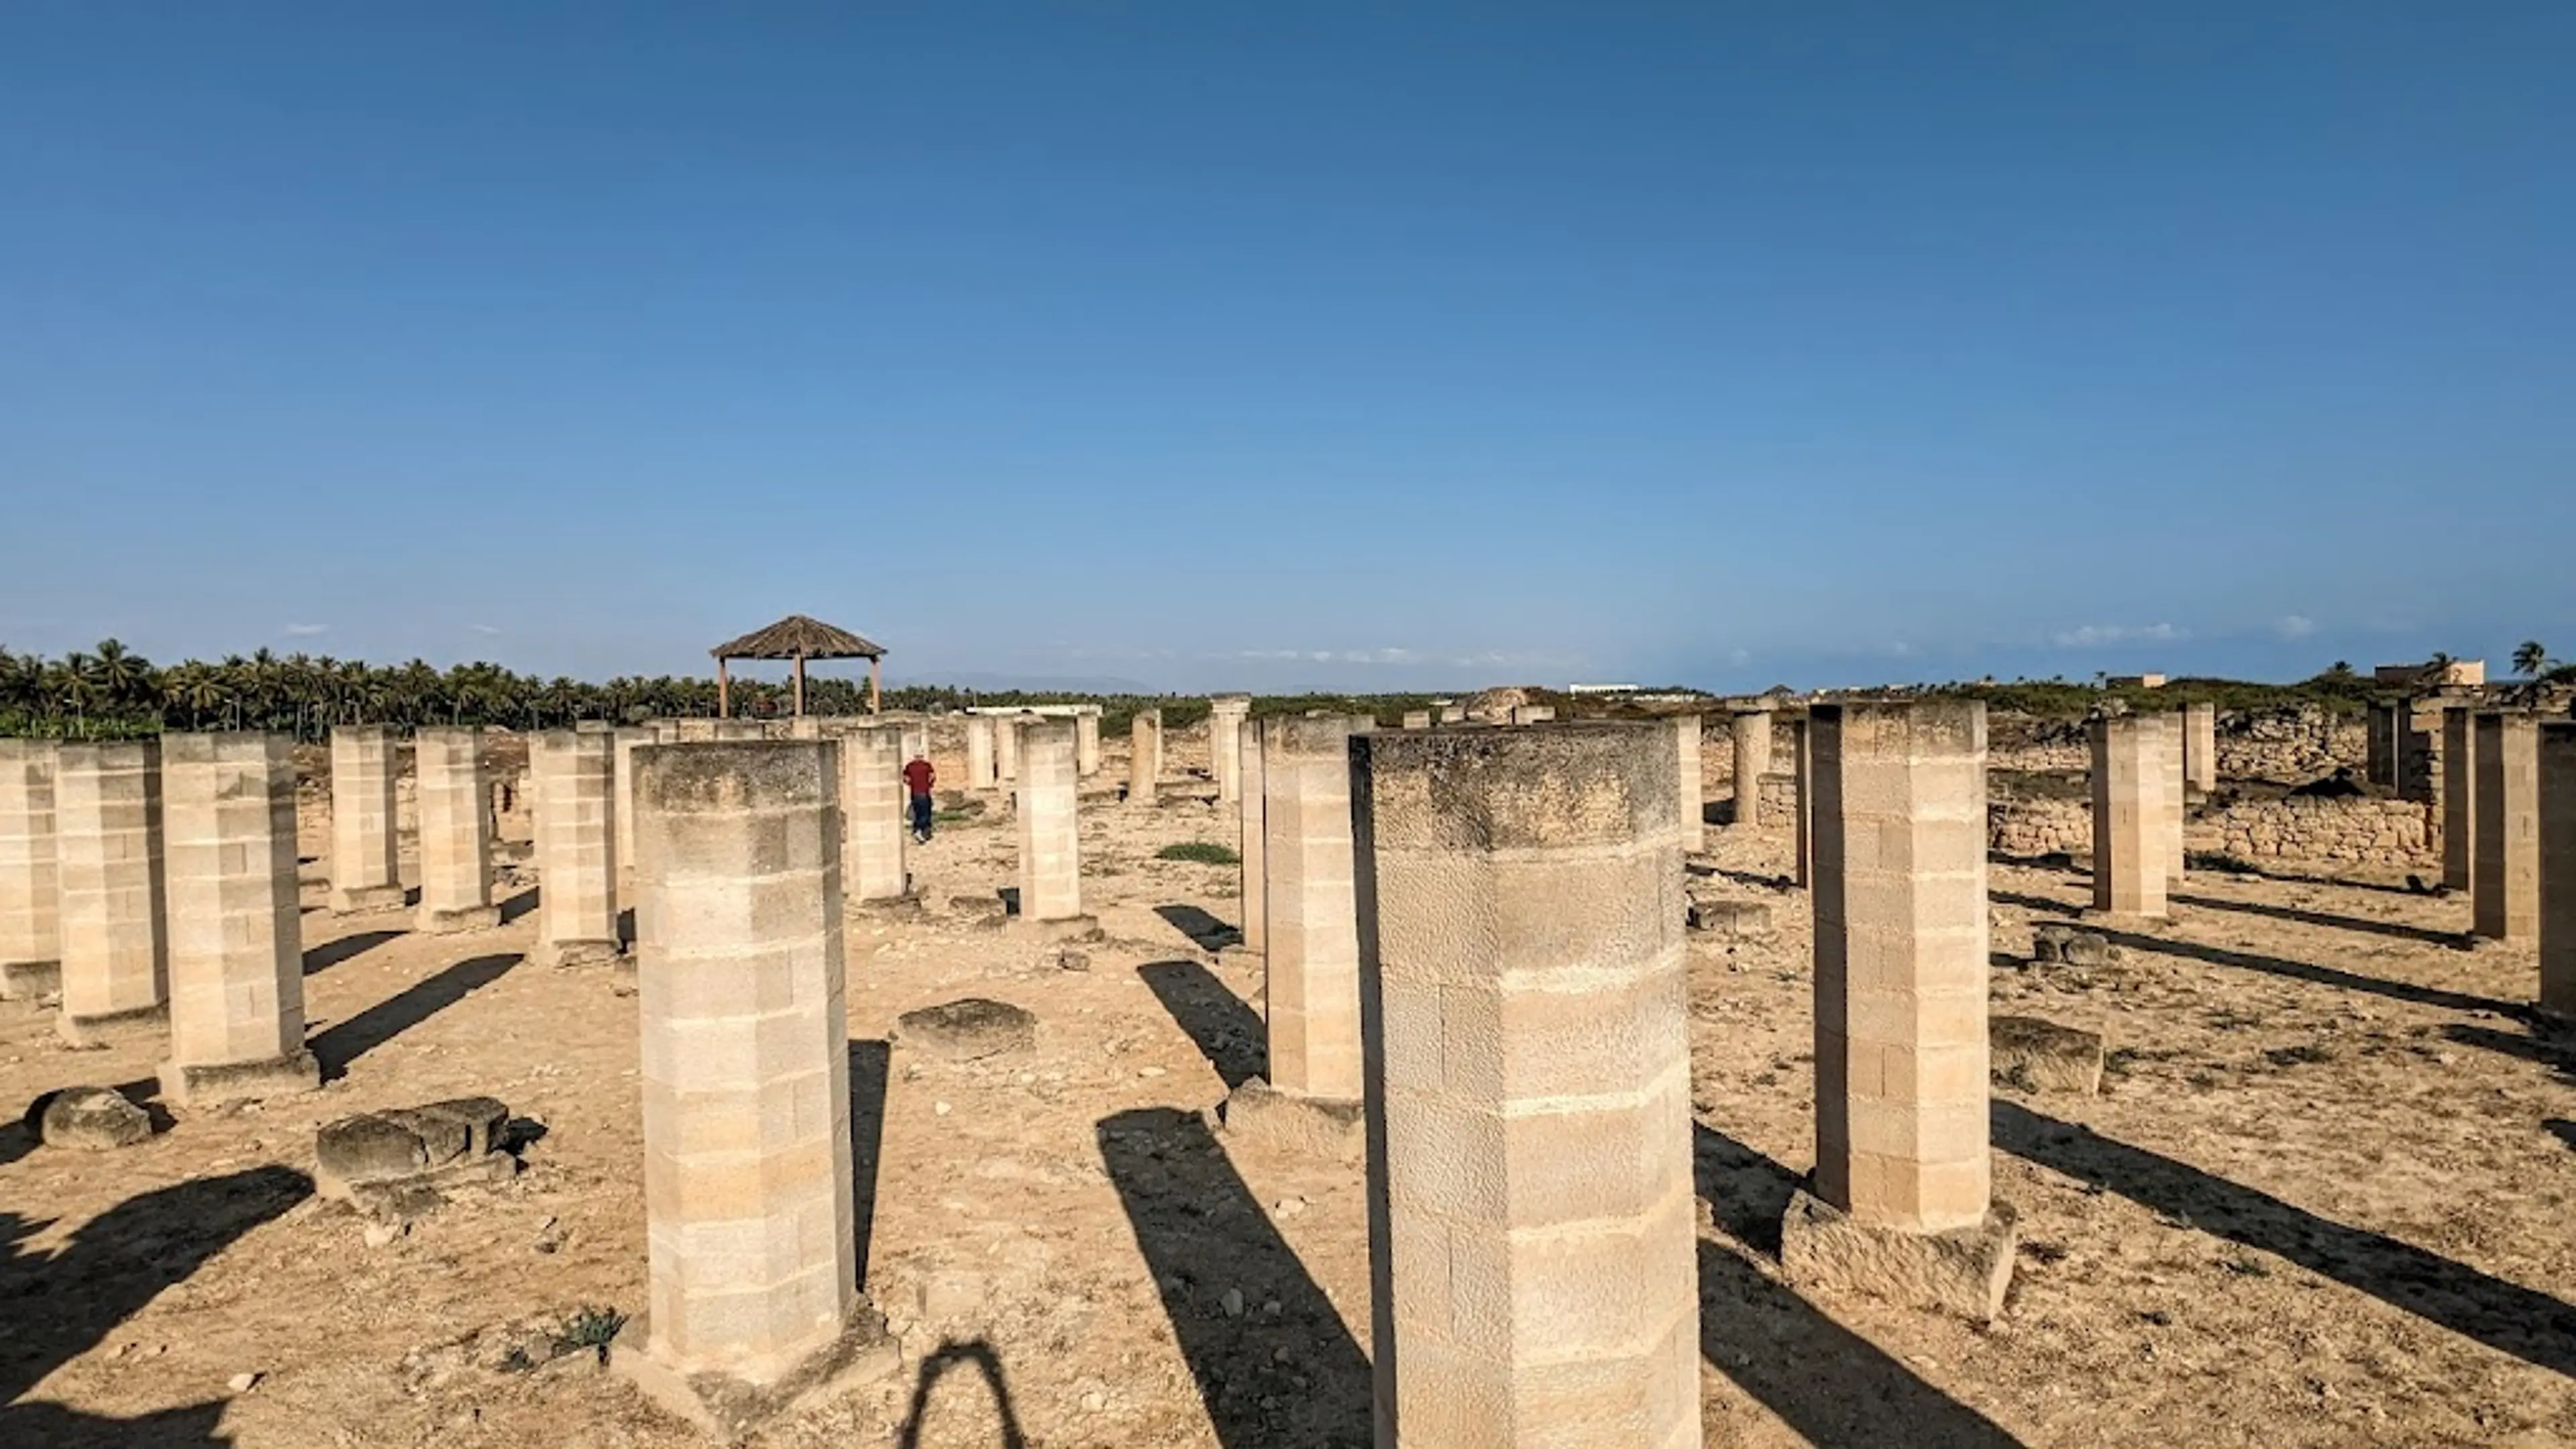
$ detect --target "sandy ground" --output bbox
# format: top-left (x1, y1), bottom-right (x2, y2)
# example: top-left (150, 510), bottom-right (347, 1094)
top-left (3, 729), bottom-right (2575, 1447)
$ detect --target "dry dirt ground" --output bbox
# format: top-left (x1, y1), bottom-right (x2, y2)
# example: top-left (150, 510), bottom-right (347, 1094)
top-left (3, 728), bottom-right (2575, 1448)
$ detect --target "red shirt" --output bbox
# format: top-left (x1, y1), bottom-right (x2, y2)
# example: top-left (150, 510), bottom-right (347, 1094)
top-left (902, 758), bottom-right (936, 796)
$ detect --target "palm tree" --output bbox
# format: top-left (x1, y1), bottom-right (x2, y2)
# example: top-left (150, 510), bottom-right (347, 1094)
top-left (2514, 641), bottom-right (2550, 678)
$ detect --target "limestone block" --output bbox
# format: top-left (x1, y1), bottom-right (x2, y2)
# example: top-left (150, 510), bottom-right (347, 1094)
top-left (30, 1086), bottom-right (152, 1150)
top-left (1218, 1077), bottom-right (1364, 1162)
top-left (1989, 1016), bottom-right (2106, 1094)
top-left (1686, 895), bottom-right (1772, 941)
top-left (894, 998), bottom-right (1037, 1061)
top-left (1780, 1189), bottom-right (2017, 1322)
top-left (0, 738), bottom-right (61, 988)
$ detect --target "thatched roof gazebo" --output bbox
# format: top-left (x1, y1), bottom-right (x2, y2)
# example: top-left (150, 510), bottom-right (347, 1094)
top-left (710, 614), bottom-right (887, 718)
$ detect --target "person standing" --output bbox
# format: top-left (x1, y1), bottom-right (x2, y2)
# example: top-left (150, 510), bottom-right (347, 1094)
top-left (903, 749), bottom-right (937, 843)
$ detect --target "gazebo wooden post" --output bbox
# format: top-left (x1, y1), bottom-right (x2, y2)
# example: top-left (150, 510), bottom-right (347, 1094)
top-left (793, 655), bottom-right (808, 717)
top-left (717, 658), bottom-right (731, 718)
top-left (870, 658), bottom-right (882, 715)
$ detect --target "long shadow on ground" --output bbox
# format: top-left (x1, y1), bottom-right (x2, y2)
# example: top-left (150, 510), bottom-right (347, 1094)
top-left (1992, 1100), bottom-right (2576, 1377)
top-left (309, 953), bottom-right (519, 1079)
top-left (0, 1165), bottom-right (312, 1445)
top-left (1693, 1124), bottom-right (2025, 1448)
top-left (2169, 892), bottom-right (2465, 949)
top-left (850, 1040), bottom-right (890, 1289)
top-left (1097, 1108), bottom-right (1369, 1448)
top-left (301, 929), bottom-right (401, 976)
top-left (1153, 904), bottom-right (1241, 953)
top-left (1138, 961), bottom-right (1266, 1091)
top-left (896, 1338), bottom-right (1030, 1449)
top-left (1988, 891), bottom-right (2518, 1016)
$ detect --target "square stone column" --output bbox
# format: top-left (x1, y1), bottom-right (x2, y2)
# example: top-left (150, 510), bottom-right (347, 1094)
top-left (532, 730), bottom-right (621, 967)
top-left (2541, 722), bottom-right (2576, 1022)
top-left (964, 716), bottom-right (998, 791)
top-left (2183, 702), bottom-right (2218, 797)
top-left (1129, 710), bottom-right (1163, 808)
top-left (2089, 716), bottom-right (2167, 918)
top-left (158, 733), bottom-right (317, 1104)
top-left (1210, 695), bottom-right (1252, 804)
top-left (841, 727), bottom-right (911, 903)
top-left (1400, 711), bottom-right (1431, 730)
top-left (1507, 704), bottom-right (1554, 724)
top-left (996, 713), bottom-right (1022, 784)
top-left (2442, 705), bottom-right (2477, 892)
top-left (2473, 712), bottom-right (2541, 943)
top-left (611, 741), bottom-right (888, 1432)
top-left (1073, 710), bottom-right (1100, 777)
top-left (613, 726), bottom-right (653, 877)
top-left (2366, 702), bottom-right (2400, 788)
top-left (1792, 716), bottom-right (1813, 889)
top-left (1437, 705), bottom-right (1465, 724)
top-left (1240, 720), bottom-right (1268, 955)
top-left (1258, 716), bottom-right (1363, 1104)
top-left (328, 727), bottom-right (405, 914)
top-left (1354, 722), bottom-right (1699, 1449)
top-left (415, 727), bottom-right (499, 934)
top-left (1731, 710), bottom-right (1772, 826)
top-left (1014, 720), bottom-right (1090, 932)
top-left (54, 741), bottom-right (168, 1044)
top-left (1784, 700), bottom-right (2013, 1321)
top-left (1670, 715), bottom-right (1704, 855)
top-left (2161, 713), bottom-right (2187, 883)
top-left (0, 739), bottom-right (62, 1002)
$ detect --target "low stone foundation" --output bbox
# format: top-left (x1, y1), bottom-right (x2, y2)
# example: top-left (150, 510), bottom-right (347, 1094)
top-left (1988, 794), bottom-right (2440, 872)
top-left (1216, 1077), bottom-right (1363, 1162)
top-left (0, 959), bottom-right (60, 1001)
top-left (160, 1049), bottom-right (321, 1109)
top-left (418, 904), bottom-right (501, 934)
top-left (609, 1302), bottom-right (897, 1438)
top-left (316, 1096), bottom-right (517, 1221)
top-left (1779, 1188), bottom-right (2018, 1322)
top-left (57, 1001), bottom-right (168, 1050)
top-left (1990, 1016), bottom-right (2105, 1094)
top-left (328, 883), bottom-right (409, 915)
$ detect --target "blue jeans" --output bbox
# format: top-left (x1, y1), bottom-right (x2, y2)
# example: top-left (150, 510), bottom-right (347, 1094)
top-left (910, 794), bottom-right (934, 837)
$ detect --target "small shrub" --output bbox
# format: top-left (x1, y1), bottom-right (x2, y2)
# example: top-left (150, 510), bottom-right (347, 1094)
top-left (2263, 1042), bottom-right (2336, 1068)
top-left (1157, 842), bottom-right (1240, 866)
top-left (555, 1306), bottom-right (627, 1360)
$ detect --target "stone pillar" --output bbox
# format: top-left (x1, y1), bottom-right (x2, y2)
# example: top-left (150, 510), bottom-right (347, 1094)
top-left (532, 730), bottom-right (621, 967)
top-left (1210, 695), bottom-right (1252, 804)
top-left (1128, 710), bottom-right (1162, 807)
top-left (1073, 710), bottom-right (1100, 777)
top-left (2365, 702), bottom-right (2399, 788)
top-left (2473, 712), bottom-right (2541, 943)
top-left (1240, 720), bottom-right (1267, 955)
top-left (2442, 705), bottom-right (2477, 892)
top-left (899, 722), bottom-right (930, 773)
top-left (2540, 722), bottom-right (2576, 1022)
top-left (1508, 704), bottom-right (1554, 724)
top-left (1354, 722), bottom-right (1698, 1449)
top-left (0, 740), bottom-right (61, 1002)
top-left (841, 727), bottom-right (911, 903)
top-left (1731, 710), bottom-right (1772, 826)
top-left (996, 713), bottom-right (1022, 784)
top-left (612, 726), bottom-right (653, 879)
top-left (1792, 716), bottom-right (1814, 889)
top-left (1014, 720), bottom-right (1089, 933)
top-left (158, 733), bottom-right (317, 1104)
top-left (964, 716), bottom-right (998, 791)
top-left (54, 741), bottom-right (168, 1043)
top-left (1400, 711), bottom-right (1431, 730)
top-left (1257, 716), bottom-right (1362, 1106)
top-left (1437, 705), bottom-right (1465, 724)
top-left (327, 727), bottom-right (405, 914)
top-left (415, 727), bottom-right (499, 933)
top-left (612, 741), bottom-right (887, 1432)
top-left (2089, 716), bottom-right (2167, 918)
top-left (2183, 702), bottom-right (2218, 797)
top-left (1670, 714), bottom-right (1704, 854)
top-left (2161, 712), bottom-right (2187, 883)
top-left (1784, 700), bottom-right (2012, 1320)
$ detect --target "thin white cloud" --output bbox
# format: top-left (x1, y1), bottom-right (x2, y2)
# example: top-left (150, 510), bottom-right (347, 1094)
top-left (468, 623), bottom-right (504, 636)
top-left (2050, 623), bottom-right (2184, 649)
top-left (282, 623), bottom-right (329, 637)
top-left (2273, 614), bottom-right (2316, 641)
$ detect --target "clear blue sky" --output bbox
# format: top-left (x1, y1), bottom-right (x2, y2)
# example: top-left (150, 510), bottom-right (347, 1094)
top-left (3, 5), bottom-right (2569, 693)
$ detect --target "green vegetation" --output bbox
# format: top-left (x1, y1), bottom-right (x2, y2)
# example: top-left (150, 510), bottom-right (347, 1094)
top-left (1931, 664), bottom-right (2383, 720)
top-left (1155, 841), bottom-right (1241, 866)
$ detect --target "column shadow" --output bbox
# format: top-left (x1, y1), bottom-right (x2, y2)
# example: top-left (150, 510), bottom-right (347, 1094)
top-left (1692, 1124), bottom-right (2025, 1448)
top-left (495, 888), bottom-right (539, 925)
top-left (2443, 1024), bottom-right (2573, 1077)
top-left (1153, 904), bottom-right (1241, 952)
top-left (2548, 1121), bottom-right (2576, 1153)
top-left (2168, 893), bottom-right (2465, 949)
top-left (1137, 961), bottom-right (1266, 1091)
top-left (895, 1338), bottom-right (1030, 1449)
top-left (0, 1164), bottom-right (312, 1440)
top-left (849, 1040), bottom-right (890, 1289)
top-left (1987, 892), bottom-right (2517, 1016)
top-left (1992, 1100), bottom-right (2576, 1377)
top-left (1096, 1108), bottom-right (1371, 1449)
top-left (309, 953), bottom-right (519, 1080)
top-left (301, 929), bottom-right (401, 976)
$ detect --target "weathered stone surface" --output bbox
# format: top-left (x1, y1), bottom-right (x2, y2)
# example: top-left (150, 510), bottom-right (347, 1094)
top-left (1779, 1188), bottom-right (2018, 1322)
top-left (2030, 922), bottom-right (2112, 967)
top-left (1216, 1077), bottom-right (1362, 1162)
top-left (1990, 1016), bottom-right (2106, 1094)
top-left (609, 1305), bottom-right (898, 1438)
top-left (1, 959), bottom-right (61, 1002)
top-left (1686, 895), bottom-right (1774, 941)
top-left (160, 1051), bottom-right (321, 1109)
top-left (31, 1086), bottom-right (152, 1150)
top-left (895, 998), bottom-right (1038, 1061)
top-left (315, 1096), bottom-right (516, 1215)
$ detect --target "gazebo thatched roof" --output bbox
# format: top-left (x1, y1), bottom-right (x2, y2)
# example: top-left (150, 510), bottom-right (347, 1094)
top-left (710, 614), bottom-right (885, 661)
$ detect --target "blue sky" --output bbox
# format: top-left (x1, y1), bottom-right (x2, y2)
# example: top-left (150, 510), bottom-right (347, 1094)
top-left (3, 5), bottom-right (2569, 693)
